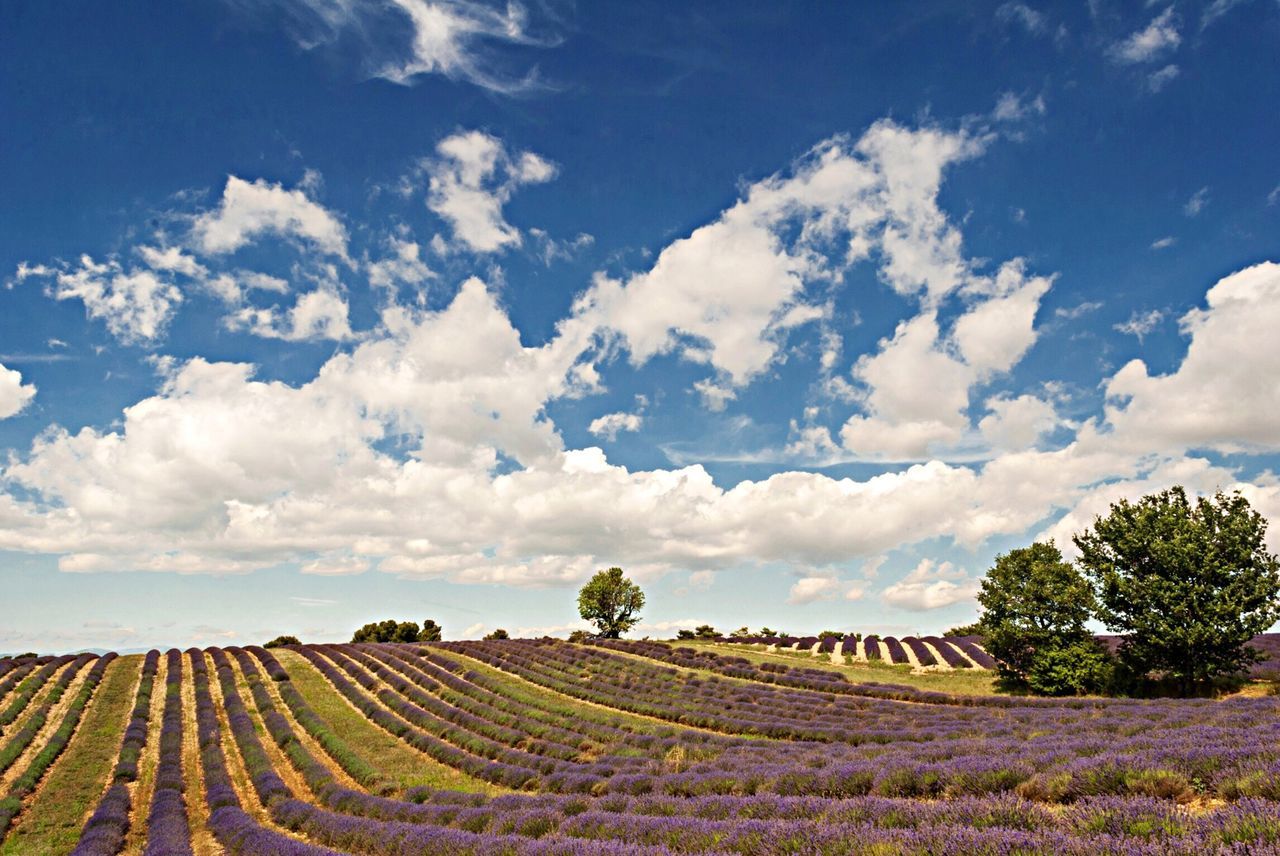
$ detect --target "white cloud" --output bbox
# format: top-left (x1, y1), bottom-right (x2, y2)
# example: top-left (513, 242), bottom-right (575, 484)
top-left (1184, 186), bottom-right (1210, 217)
top-left (1054, 301), bottom-right (1102, 320)
top-left (0, 363), bottom-right (37, 419)
top-left (1150, 236), bottom-right (1176, 250)
top-left (1104, 262), bottom-right (1280, 454)
top-left (37, 255), bottom-right (183, 344)
top-left (978, 394), bottom-right (1060, 451)
top-left (577, 120), bottom-right (988, 398)
top-left (881, 559), bottom-right (979, 611)
top-left (1268, 184), bottom-right (1280, 207)
top-left (227, 286), bottom-right (354, 342)
top-left (192, 175), bottom-right (349, 258)
top-left (588, 411), bottom-right (643, 441)
top-left (1109, 8), bottom-right (1181, 64)
top-left (995, 3), bottom-right (1047, 35)
top-left (788, 574), bottom-right (841, 605)
top-left (421, 130), bottom-right (557, 253)
top-left (1146, 64), bottom-right (1179, 93)
top-left (1201, 0), bottom-right (1253, 31)
top-left (839, 261), bottom-right (1053, 460)
top-left (1113, 308), bottom-right (1164, 342)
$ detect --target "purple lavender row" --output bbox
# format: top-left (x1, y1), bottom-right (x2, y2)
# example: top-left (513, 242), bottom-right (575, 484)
top-left (0, 653), bottom-right (114, 842)
top-left (143, 650), bottom-right (192, 856)
top-left (350, 644), bottom-right (672, 777)
top-left (951, 638), bottom-right (998, 669)
top-left (922, 637), bottom-right (973, 669)
top-left (241, 646), bottom-right (393, 794)
top-left (901, 637), bottom-right (937, 666)
top-left (143, 647), bottom-right (190, 854)
top-left (298, 644), bottom-right (542, 788)
top-left (0, 653), bottom-right (96, 775)
top-left (190, 648), bottom-right (340, 855)
top-left (373, 644), bottom-right (680, 754)
top-left (0, 658), bottom-right (44, 707)
top-left (71, 650), bottom-right (162, 856)
top-left (0, 654), bottom-right (75, 732)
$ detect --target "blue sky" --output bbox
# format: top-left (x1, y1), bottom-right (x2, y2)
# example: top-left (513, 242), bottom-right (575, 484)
top-left (2, 0), bottom-right (1279, 652)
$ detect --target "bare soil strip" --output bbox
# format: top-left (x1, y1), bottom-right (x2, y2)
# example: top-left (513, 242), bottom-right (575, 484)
top-left (180, 653), bottom-right (220, 856)
top-left (122, 654), bottom-right (167, 856)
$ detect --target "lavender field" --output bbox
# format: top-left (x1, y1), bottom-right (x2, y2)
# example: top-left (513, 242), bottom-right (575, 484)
top-left (2, 638), bottom-right (1280, 854)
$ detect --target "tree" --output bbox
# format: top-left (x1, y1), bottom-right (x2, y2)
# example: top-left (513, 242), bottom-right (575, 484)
top-left (818, 630), bottom-right (846, 641)
top-left (420, 620), bottom-right (443, 642)
top-left (976, 541), bottom-right (1111, 695)
top-left (567, 630), bottom-right (590, 643)
top-left (728, 626), bottom-right (752, 639)
top-left (483, 628), bottom-right (510, 640)
top-left (676, 629), bottom-right (696, 639)
top-left (264, 635), bottom-right (300, 649)
top-left (577, 567), bottom-right (645, 638)
top-left (351, 619), bottom-right (431, 643)
top-left (944, 622), bottom-right (984, 638)
top-left (694, 624), bottom-right (717, 639)
top-left (1075, 487), bottom-right (1280, 693)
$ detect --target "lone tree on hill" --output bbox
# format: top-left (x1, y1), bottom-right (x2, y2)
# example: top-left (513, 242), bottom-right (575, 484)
top-left (577, 567), bottom-right (645, 638)
top-left (1075, 487), bottom-right (1280, 693)
top-left (264, 635), bottom-right (300, 649)
top-left (483, 628), bottom-right (510, 640)
top-left (977, 541), bottom-right (1111, 695)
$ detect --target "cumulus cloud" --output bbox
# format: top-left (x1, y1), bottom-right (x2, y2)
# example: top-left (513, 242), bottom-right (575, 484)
top-left (1104, 262), bottom-right (1280, 454)
top-left (880, 559), bottom-right (979, 611)
top-left (0, 363), bottom-right (37, 419)
top-left (23, 255), bottom-right (183, 344)
top-left (839, 261), bottom-right (1053, 460)
top-left (1109, 8), bottom-right (1181, 64)
top-left (588, 411), bottom-right (643, 441)
top-left (192, 175), bottom-right (349, 258)
top-left (787, 574), bottom-right (841, 605)
top-left (576, 121), bottom-right (988, 401)
top-left (419, 130), bottom-right (557, 253)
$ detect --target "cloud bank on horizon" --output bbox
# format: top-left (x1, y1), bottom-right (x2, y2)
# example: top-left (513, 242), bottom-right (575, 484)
top-left (2, 0), bottom-right (1278, 649)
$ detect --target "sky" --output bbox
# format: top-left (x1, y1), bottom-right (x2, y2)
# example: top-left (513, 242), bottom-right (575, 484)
top-left (2, 0), bottom-right (1279, 653)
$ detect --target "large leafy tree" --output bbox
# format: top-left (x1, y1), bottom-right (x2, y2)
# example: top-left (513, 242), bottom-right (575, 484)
top-left (1074, 487), bottom-right (1280, 692)
top-left (577, 567), bottom-right (645, 638)
top-left (976, 541), bottom-right (1111, 695)
top-left (351, 619), bottom-right (442, 643)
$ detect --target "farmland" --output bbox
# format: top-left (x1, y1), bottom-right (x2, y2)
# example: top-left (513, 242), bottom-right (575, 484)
top-left (2, 639), bottom-right (1280, 854)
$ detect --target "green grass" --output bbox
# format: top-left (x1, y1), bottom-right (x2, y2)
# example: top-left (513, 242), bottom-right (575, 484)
top-left (275, 650), bottom-right (501, 795)
top-left (674, 640), bottom-right (1003, 696)
top-left (0, 655), bottom-right (139, 856)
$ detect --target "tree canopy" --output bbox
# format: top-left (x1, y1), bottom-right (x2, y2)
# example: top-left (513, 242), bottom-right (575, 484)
top-left (351, 619), bottom-right (442, 644)
top-left (976, 541), bottom-right (1111, 695)
top-left (577, 567), bottom-right (645, 638)
top-left (483, 628), bottom-right (510, 640)
top-left (263, 635), bottom-right (300, 649)
top-left (1074, 487), bottom-right (1280, 691)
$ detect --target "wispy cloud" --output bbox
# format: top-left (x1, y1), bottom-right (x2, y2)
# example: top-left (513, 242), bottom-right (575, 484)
top-left (1108, 8), bottom-right (1180, 65)
top-left (1150, 236), bottom-right (1176, 250)
top-left (1114, 308), bottom-right (1165, 342)
top-left (1184, 186), bottom-right (1210, 217)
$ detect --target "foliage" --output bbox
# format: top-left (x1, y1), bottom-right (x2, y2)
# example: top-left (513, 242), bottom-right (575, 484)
top-left (728, 626), bottom-right (752, 638)
top-left (977, 541), bottom-right (1111, 695)
top-left (818, 630), bottom-right (846, 640)
top-left (576, 567), bottom-right (645, 638)
top-left (264, 635), bottom-right (301, 649)
top-left (483, 629), bottom-right (510, 640)
top-left (1075, 487), bottom-right (1280, 692)
top-left (566, 630), bottom-right (590, 643)
top-left (351, 619), bottom-right (442, 643)
top-left (944, 622), bottom-right (985, 638)
top-left (677, 625), bottom-right (718, 640)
